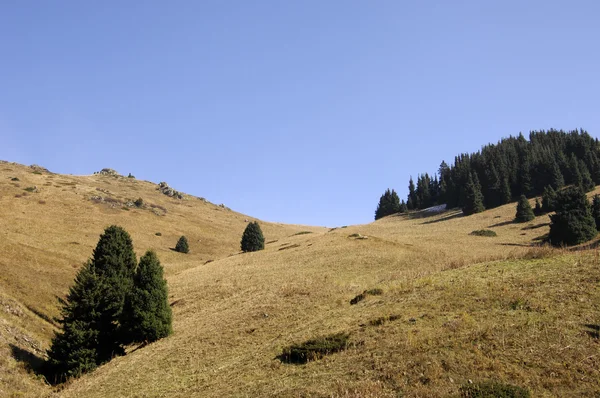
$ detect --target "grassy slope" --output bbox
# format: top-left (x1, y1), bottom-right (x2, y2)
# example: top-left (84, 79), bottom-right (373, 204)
top-left (61, 192), bottom-right (600, 397)
top-left (0, 161), bottom-right (324, 398)
top-left (2, 160), bottom-right (600, 397)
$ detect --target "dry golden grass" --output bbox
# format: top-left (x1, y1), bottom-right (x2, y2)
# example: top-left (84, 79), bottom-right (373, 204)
top-left (2, 160), bottom-right (600, 397)
top-left (0, 161), bottom-right (323, 397)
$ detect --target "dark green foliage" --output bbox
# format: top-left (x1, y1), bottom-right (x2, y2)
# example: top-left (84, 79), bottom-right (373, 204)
top-left (365, 288), bottom-right (383, 296)
top-left (122, 251), bottom-right (172, 344)
top-left (175, 236), bottom-right (189, 253)
top-left (399, 200), bottom-right (408, 213)
top-left (591, 195), bottom-right (600, 231)
top-left (470, 229), bottom-right (497, 237)
top-left (134, 198), bottom-right (144, 208)
top-left (46, 226), bottom-right (137, 382)
top-left (541, 185), bottom-right (557, 213)
top-left (293, 231), bottom-right (312, 236)
top-left (394, 129), bottom-right (599, 215)
top-left (11, 177), bottom-right (19, 181)
top-left (549, 187), bottom-right (597, 246)
top-left (155, 232), bottom-right (162, 236)
top-left (407, 177), bottom-right (417, 210)
top-left (241, 221), bottom-right (265, 252)
top-left (279, 333), bottom-right (350, 364)
top-left (515, 195), bottom-right (535, 222)
top-left (374, 188), bottom-right (401, 220)
top-left (46, 262), bottom-right (101, 382)
top-left (24, 186), bottom-right (36, 192)
top-left (127, 173), bottom-right (135, 178)
top-left (579, 159), bottom-right (595, 192)
top-left (462, 173), bottom-right (485, 216)
top-left (534, 198), bottom-right (542, 216)
top-left (460, 381), bottom-right (530, 397)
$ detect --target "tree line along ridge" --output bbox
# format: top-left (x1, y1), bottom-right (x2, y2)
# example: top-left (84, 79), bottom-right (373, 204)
top-left (375, 129), bottom-right (600, 247)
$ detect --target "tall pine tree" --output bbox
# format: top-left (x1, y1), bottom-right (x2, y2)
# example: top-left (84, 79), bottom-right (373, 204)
top-left (123, 251), bottom-right (172, 344)
top-left (47, 225), bottom-right (137, 382)
top-left (462, 173), bottom-right (485, 216)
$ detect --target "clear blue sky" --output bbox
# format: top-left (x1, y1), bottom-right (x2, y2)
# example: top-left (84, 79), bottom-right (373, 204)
top-left (2, 1), bottom-right (599, 226)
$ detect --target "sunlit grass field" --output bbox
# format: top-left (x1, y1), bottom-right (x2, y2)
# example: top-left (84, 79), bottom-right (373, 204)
top-left (1, 160), bottom-right (599, 397)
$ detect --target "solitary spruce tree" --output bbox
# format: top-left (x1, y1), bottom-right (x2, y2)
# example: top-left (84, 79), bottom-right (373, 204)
top-left (175, 235), bottom-right (189, 253)
top-left (515, 195), bottom-right (535, 222)
top-left (241, 221), bottom-right (265, 252)
top-left (549, 187), bottom-right (597, 246)
top-left (47, 225), bottom-right (137, 382)
top-left (122, 251), bottom-right (172, 344)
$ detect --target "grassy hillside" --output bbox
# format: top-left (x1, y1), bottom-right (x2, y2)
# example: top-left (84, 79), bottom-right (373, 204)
top-left (0, 161), bottom-right (324, 398)
top-left (2, 160), bottom-right (600, 397)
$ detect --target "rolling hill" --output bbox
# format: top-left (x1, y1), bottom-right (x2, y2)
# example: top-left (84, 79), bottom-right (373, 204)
top-left (1, 160), bottom-right (599, 397)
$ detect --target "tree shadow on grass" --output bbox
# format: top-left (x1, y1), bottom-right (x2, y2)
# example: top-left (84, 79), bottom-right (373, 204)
top-left (488, 220), bottom-right (515, 228)
top-left (420, 211), bottom-right (464, 225)
top-left (521, 222), bottom-right (550, 231)
top-left (583, 324), bottom-right (600, 339)
top-left (497, 242), bottom-right (535, 248)
top-left (9, 344), bottom-right (46, 377)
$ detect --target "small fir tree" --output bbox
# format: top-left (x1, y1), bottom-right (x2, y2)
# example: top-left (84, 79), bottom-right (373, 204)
top-left (175, 236), bottom-right (189, 253)
top-left (591, 194), bottom-right (600, 231)
top-left (123, 251), bottom-right (172, 344)
top-left (515, 195), bottom-right (535, 222)
top-left (549, 186), bottom-right (597, 246)
top-left (500, 177), bottom-right (512, 204)
top-left (374, 188), bottom-right (401, 220)
top-left (579, 159), bottom-right (595, 192)
top-left (407, 177), bottom-right (417, 210)
top-left (462, 173), bottom-right (485, 216)
top-left (399, 200), bottom-right (408, 213)
top-left (541, 185), bottom-right (557, 213)
top-left (241, 221), bottom-right (265, 252)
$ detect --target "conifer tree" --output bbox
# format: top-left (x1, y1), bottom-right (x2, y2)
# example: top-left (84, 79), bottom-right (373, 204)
top-left (407, 177), bottom-right (417, 210)
top-left (541, 185), bottom-right (557, 213)
top-left (462, 173), bottom-right (485, 216)
top-left (47, 225), bottom-right (137, 381)
top-left (500, 176), bottom-right (512, 205)
top-left (46, 261), bottom-right (101, 382)
top-left (591, 194), bottom-right (600, 231)
top-left (374, 189), bottom-right (401, 220)
top-left (241, 221), bottom-right (265, 252)
top-left (123, 251), bottom-right (172, 344)
top-left (550, 160), bottom-right (565, 190)
top-left (549, 187), bottom-right (597, 246)
top-left (579, 159), bottom-right (595, 192)
top-left (515, 195), bottom-right (535, 222)
top-left (175, 235), bottom-right (189, 254)
top-left (399, 200), bottom-right (408, 213)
